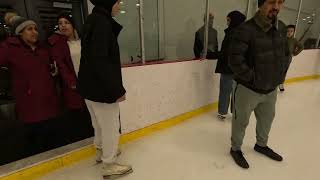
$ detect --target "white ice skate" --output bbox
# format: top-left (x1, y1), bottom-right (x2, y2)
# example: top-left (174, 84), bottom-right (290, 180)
top-left (102, 163), bottom-right (133, 180)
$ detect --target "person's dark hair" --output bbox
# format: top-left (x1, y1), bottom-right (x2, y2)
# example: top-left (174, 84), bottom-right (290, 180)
top-left (287, 24), bottom-right (296, 30)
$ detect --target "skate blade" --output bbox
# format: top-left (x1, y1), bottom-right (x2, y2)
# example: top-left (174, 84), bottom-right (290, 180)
top-left (103, 169), bottom-right (133, 180)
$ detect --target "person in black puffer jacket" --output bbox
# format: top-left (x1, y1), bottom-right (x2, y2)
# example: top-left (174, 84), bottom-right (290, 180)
top-left (78, 0), bottom-right (133, 178)
top-left (215, 11), bottom-right (246, 120)
top-left (229, 0), bottom-right (290, 169)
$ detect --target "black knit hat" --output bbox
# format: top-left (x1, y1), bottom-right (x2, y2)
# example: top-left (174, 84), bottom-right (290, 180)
top-left (227, 11), bottom-right (246, 28)
top-left (258, 0), bottom-right (266, 7)
top-left (258, 0), bottom-right (285, 7)
top-left (57, 12), bottom-right (75, 28)
top-left (90, 0), bottom-right (118, 12)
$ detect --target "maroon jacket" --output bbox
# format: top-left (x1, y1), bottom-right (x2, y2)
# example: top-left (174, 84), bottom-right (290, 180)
top-left (48, 33), bottom-right (85, 110)
top-left (0, 37), bottom-right (60, 124)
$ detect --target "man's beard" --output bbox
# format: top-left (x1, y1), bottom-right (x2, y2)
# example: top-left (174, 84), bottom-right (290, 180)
top-left (268, 10), bottom-right (279, 21)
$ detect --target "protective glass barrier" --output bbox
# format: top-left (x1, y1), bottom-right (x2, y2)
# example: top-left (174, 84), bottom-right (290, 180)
top-left (115, 0), bottom-right (142, 64)
top-left (296, 1), bottom-right (320, 49)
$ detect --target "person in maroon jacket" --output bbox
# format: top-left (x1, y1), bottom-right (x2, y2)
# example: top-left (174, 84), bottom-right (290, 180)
top-left (48, 13), bottom-right (84, 110)
top-left (0, 16), bottom-right (60, 155)
top-left (48, 13), bottom-right (93, 144)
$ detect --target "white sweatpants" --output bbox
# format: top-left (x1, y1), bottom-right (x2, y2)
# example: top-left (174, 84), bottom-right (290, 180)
top-left (85, 100), bottom-right (120, 164)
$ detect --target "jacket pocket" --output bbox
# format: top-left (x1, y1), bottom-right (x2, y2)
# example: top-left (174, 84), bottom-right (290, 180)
top-left (253, 61), bottom-right (280, 91)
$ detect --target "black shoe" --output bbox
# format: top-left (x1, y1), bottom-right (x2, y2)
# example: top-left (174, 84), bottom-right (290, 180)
top-left (230, 149), bottom-right (249, 169)
top-left (279, 88), bottom-right (285, 92)
top-left (254, 144), bottom-right (283, 161)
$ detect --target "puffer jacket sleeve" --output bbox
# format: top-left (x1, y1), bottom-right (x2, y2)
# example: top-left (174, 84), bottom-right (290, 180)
top-left (228, 25), bottom-right (254, 83)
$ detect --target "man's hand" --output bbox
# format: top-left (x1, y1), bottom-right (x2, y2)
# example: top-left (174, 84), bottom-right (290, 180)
top-left (117, 94), bottom-right (126, 102)
top-left (50, 61), bottom-right (58, 77)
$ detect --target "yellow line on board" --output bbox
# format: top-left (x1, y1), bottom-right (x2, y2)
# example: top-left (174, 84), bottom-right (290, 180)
top-left (0, 74), bottom-right (319, 180)
top-left (284, 74), bottom-right (320, 84)
top-left (119, 102), bottom-right (218, 145)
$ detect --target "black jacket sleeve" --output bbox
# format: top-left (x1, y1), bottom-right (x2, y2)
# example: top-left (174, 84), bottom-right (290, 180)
top-left (214, 29), bottom-right (219, 53)
top-left (87, 17), bottom-right (113, 72)
top-left (80, 14), bottom-right (125, 102)
top-left (228, 25), bottom-right (254, 83)
top-left (194, 31), bottom-right (203, 58)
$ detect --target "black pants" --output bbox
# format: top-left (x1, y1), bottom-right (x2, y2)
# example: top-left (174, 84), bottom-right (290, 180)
top-left (24, 117), bottom-right (61, 156)
top-left (24, 109), bottom-right (94, 157)
top-left (59, 109), bottom-right (94, 145)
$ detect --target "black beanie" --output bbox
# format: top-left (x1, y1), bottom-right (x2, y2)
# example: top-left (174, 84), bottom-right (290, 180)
top-left (258, 0), bottom-right (285, 7)
top-left (258, 0), bottom-right (266, 7)
top-left (57, 12), bottom-right (75, 28)
top-left (227, 11), bottom-right (246, 28)
top-left (90, 0), bottom-right (118, 12)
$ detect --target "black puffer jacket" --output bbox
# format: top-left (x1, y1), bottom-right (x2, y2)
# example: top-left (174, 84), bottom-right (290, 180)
top-left (78, 6), bottom-right (126, 103)
top-left (229, 12), bottom-right (290, 94)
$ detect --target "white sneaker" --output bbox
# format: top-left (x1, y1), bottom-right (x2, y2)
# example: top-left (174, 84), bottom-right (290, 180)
top-left (96, 149), bottom-right (122, 164)
top-left (102, 163), bottom-right (133, 179)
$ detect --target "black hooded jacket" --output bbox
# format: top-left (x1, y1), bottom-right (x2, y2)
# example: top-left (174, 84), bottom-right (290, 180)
top-left (215, 11), bottom-right (246, 74)
top-left (78, 2), bottom-right (126, 103)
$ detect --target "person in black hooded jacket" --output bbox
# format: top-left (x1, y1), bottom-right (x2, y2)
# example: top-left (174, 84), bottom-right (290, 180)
top-left (78, 0), bottom-right (133, 178)
top-left (215, 11), bottom-right (246, 120)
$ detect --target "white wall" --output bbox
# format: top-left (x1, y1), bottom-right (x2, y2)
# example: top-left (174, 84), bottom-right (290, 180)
top-left (287, 50), bottom-right (320, 78)
top-left (120, 60), bottom-right (218, 133)
top-left (119, 49), bottom-right (320, 134)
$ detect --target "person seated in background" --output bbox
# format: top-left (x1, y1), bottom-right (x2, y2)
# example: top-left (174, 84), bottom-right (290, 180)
top-left (279, 24), bottom-right (304, 92)
top-left (48, 12), bottom-right (92, 144)
top-left (0, 16), bottom-right (61, 155)
top-left (215, 11), bottom-right (246, 120)
top-left (194, 13), bottom-right (218, 59)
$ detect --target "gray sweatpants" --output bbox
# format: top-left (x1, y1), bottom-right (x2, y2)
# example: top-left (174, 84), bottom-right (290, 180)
top-left (231, 82), bottom-right (277, 151)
